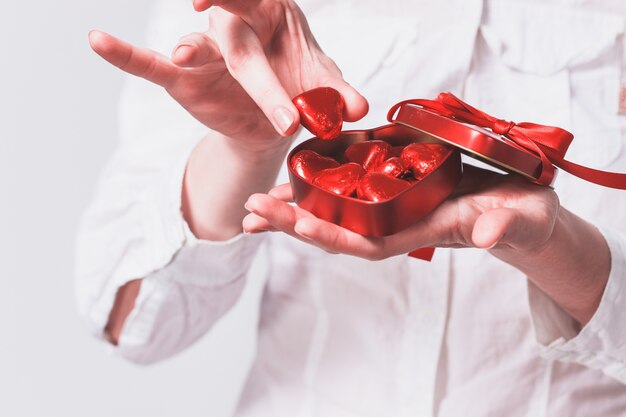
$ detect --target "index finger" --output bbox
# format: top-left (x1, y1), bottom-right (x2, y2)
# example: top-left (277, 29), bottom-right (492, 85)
top-left (89, 30), bottom-right (179, 88)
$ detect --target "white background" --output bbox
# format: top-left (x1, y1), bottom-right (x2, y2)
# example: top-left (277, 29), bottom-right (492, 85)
top-left (0, 2), bottom-right (260, 416)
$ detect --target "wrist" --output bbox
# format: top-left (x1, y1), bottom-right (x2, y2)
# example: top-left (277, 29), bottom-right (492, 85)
top-left (182, 130), bottom-right (292, 241)
top-left (491, 208), bottom-right (610, 325)
top-left (209, 130), bottom-right (294, 164)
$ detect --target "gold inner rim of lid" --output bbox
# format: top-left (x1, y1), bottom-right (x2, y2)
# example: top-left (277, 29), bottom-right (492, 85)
top-left (394, 120), bottom-right (539, 181)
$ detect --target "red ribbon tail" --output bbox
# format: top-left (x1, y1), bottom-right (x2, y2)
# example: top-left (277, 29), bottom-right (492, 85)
top-left (549, 155), bottom-right (626, 190)
top-left (408, 247), bottom-right (436, 261)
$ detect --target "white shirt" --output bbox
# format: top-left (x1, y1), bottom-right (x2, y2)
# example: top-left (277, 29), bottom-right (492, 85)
top-left (76, 0), bottom-right (626, 415)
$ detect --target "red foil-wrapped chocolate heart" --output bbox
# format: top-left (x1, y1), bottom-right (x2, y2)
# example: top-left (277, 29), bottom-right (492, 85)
top-left (290, 150), bottom-right (340, 181)
top-left (425, 143), bottom-right (451, 158)
top-left (292, 87), bottom-right (345, 140)
top-left (344, 140), bottom-right (391, 171)
top-left (313, 163), bottom-right (365, 196)
top-left (401, 142), bottom-right (450, 180)
top-left (370, 157), bottom-right (409, 178)
top-left (356, 172), bottom-right (412, 202)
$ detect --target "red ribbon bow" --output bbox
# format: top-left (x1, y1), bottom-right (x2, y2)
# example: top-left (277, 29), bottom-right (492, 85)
top-left (387, 92), bottom-right (626, 189)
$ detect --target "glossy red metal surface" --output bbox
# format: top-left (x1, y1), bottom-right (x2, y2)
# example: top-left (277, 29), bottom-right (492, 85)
top-left (392, 104), bottom-right (543, 180)
top-left (288, 124), bottom-right (462, 237)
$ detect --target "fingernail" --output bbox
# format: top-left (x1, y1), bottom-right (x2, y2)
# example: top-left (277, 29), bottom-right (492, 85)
top-left (244, 229), bottom-right (268, 235)
top-left (88, 30), bottom-right (104, 48)
top-left (173, 44), bottom-right (194, 62)
top-left (486, 234), bottom-right (504, 249)
top-left (272, 106), bottom-right (295, 136)
top-left (244, 202), bottom-right (253, 212)
top-left (294, 223), bottom-right (312, 240)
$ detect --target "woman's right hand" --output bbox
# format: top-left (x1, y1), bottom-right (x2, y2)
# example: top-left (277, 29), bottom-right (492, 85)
top-left (89, 0), bottom-right (368, 150)
top-left (92, 0), bottom-right (370, 344)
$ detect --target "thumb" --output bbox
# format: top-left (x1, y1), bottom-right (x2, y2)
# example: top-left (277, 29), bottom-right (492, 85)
top-left (472, 207), bottom-right (554, 250)
top-left (472, 208), bottom-right (516, 249)
top-left (473, 207), bottom-right (529, 250)
top-left (323, 77), bottom-right (369, 122)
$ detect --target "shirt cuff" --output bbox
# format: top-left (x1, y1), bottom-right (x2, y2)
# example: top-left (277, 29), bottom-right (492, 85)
top-left (83, 144), bottom-right (265, 336)
top-left (151, 142), bottom-right (266, 287)
top-left (117, 228), bottom-right (263, 358)
top-left (166, 222), bottom-right (266, 287)
top-left (130, 141), bottom-right (268, 288)
top-left (527, 226), bottom-right (626, 381)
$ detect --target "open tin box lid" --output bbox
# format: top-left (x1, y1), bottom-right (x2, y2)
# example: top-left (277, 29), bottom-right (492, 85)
top-left (386, 92), bottom-right (626, 190)
top-left (389, 101), bottom-right (545, 182)
top-left (288, 91), bottom-right (626, 261)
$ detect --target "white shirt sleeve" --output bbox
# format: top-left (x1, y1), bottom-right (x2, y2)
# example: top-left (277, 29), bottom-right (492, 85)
top-left (527, 227), bottom-right (626, 383)
top-left (74, 82), bottom-right (266, 362)
top-left (75, 14), bottom-right (266, 362)
top-left (114, 230), bottom-right (265, 365)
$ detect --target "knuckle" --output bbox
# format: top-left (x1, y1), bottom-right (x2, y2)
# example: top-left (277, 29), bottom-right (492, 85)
top-left (142, 59), bottom-right (157, 78)
top-left (327, 232), bottom-right (343, 252)
top-left (143, 57), bottom-right (158, 77)
top-left (364, 243), bottom-right (386, 261)
top-left (452, 221), bottom-right (466, 246)
top-left (118, 47), bottom-right (134, 71)
top-left (448, 205), bottom-right (469, 246)
top-left (226, 48), bottom-right (253, 73)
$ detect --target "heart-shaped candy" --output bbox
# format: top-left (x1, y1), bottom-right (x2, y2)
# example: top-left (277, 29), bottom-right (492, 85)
top-left (344, 140), bottom-right (391, 171)
top-left (292, 87), bottom-right (345, 140)
top-left (356, 172), bottom-right (412, 202)
top-left (400, 143), bottom-right (450, 180)
top-left (291, 150), bottom-right (340, 181)
top-left (425, 143), bottom-right (451, 158)
top-left (313, 163), bottom-right (365, 196)
top-left (370, 157), bottom-right (409, 178)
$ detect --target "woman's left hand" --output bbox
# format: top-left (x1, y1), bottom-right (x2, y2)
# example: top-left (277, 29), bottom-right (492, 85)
top-left (243, 164), bottom-right (610, 325)
top-left (243, 164), bottom-right (559, 259)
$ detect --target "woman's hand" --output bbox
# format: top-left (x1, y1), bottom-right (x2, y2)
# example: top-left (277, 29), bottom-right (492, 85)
top-left (89, 0), bottom-right (369, 241)
top-left (243, 164), bottom-right (611, 325)
top-left (93, 0), bottom-right (370, 343)
top-left (243, 165), bottom-right (560, 257)
top-left (89, 0), bottom-right (368, 148)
